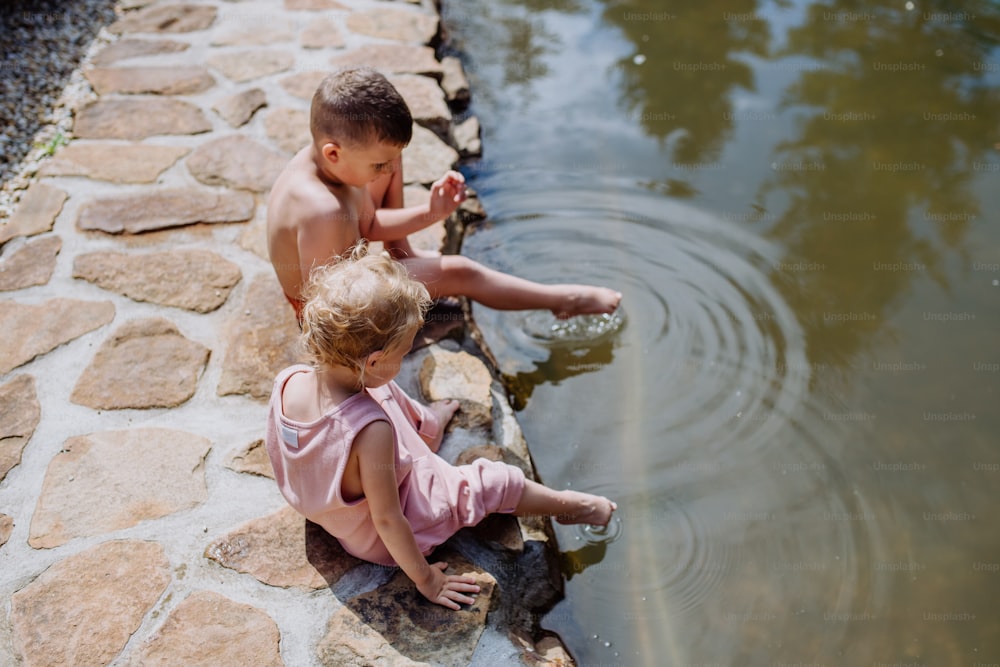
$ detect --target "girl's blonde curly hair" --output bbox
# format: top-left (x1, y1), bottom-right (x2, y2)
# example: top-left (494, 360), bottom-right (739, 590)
top-left (300, 244), bottom-right (431, 375)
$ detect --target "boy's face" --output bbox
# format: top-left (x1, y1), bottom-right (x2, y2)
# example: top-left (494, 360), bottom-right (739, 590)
top-left (322, 138), bottom-right (402, 187)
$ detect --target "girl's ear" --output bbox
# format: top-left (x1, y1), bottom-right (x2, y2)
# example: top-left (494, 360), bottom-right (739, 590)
top-left (366, 350), bottom-right (385, 367)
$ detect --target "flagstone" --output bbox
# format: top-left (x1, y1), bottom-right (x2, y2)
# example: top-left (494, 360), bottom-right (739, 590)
top-left (301, 17), bottom-right (345, 49)
top-left (346, 7), bottom-right (439, 45)
top-left (40, 143), bottom-right (188, 183)
top-left (0, 375), bottom-right (40, 483)
top-left (207, 50), bottom-right (294, 83)
top-left (186, 135), bottom-right (286, 192)
top-left (389, 74), bottom-right (451, 137)
top-left (453, 115), bottom-right (482, 158)
top-left (73, 248), bottom-right (241, 312)
top-left (286, 0), bottom-right (348, 9)
top-left (213, 88), bottom-right (267, 127)
top-left (211, 17), bottom-right (294, 46)
top-left (440, 56), bottom-right (470, 106)
top-left (110, 4), bottom-right (217, 34)
top-left (279, 70), bottom-right (326, 100)
top-left (29, 427), bottom-right (211, 548)
top-left (0, 235), bottom-right (61, 291)
top-left (0, 514), bottom-right (12, 549)
top-left (126, 591), bottom-right (283, 667)
top-left (264, 107), bottom-right (310, 154)
top-left (77, 188), bottom-right (254, 234)
top-left (0, 299), bottom-right (115, 375)
top-left (10, 540), bottom-right (171, 667)
top-left (205, 506), bottom-right (361, 589)
top-left (225, 438), bottom-right (274, 478)
top-left (217, 274), bottom-right (302, 400)
top-left (0, 182), bottom-right (67, 246)
top-left (91, 38), bottom-right (189, 66)
top-left (330, 44), bottom-right (443, 78)
top-left (402, 124), bottom-right (459, 186)
top-left (70, 318), bottom-right (209, 410)
top-left (74, 98), bottom-right (211, 140)
top-left (85, 66), bottom-right (215, 95)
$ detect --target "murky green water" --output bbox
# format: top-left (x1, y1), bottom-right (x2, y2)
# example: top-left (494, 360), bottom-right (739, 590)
top-left (442, 1), bottom-right (1000, 664)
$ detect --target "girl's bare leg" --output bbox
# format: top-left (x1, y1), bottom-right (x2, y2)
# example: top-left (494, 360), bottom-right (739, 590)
top-left (400, 255), bottom-right (622, 319)
top-left (514, 479), bottom-right (616, 526)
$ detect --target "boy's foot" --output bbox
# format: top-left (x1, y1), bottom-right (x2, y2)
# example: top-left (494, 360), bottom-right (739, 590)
top-left (553, 491), bottom-right (617, 526)
top-left (426, 399), bottom-right (460, 452)
top-left (552, 286), bottom-right (622, 319)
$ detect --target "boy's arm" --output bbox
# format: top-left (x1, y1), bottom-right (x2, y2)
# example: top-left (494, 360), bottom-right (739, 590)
top-left (365, 171), bottom-right (467, 243)
top-left (354, 421), bottom-right (480, 610)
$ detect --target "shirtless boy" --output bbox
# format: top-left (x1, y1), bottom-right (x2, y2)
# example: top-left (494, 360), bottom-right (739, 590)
top-left (267, 67), bottom-right (622, 322)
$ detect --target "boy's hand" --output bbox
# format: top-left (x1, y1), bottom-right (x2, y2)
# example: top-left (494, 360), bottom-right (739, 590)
top-left (416, 561), bottom-right (480, 610)
top-left (428, 171), bottom-right (467, 220)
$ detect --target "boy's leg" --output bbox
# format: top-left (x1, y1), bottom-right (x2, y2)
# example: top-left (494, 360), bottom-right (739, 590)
top-left (399, 255), bottom-right (622, 318)
top-left (513, 479), bottom-right (616, 526)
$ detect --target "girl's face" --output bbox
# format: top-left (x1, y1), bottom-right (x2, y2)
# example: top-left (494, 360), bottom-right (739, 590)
top-left (362, 326), bottom-right (419, 388)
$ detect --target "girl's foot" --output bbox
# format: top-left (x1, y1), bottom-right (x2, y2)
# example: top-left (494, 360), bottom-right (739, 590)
top-left (553, 491), bottom-right (617, 526)
top-left (426, 399), bottom-right (460, 452)
top-left (552, 286), bottom-right (622, 319)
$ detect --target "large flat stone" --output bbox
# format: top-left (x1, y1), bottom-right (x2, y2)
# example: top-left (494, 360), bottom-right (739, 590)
top-left (403, 124), bottom-right (459, 186)
top-left (0, 299), bottom-right (115, 375)
top-left (330, 44), bottom-right (443, 78)
top-left (317, 552), bottom-right (495, 667)
top-left (85, 66), bottom-right (215, 95)
top-left (70, 318), bottom-right (209, 410)
top-left (29, 428), bottom-right (211, 548)
top-left (225, 438), bottom-right (274, 478)
top-left (217, 274), bottom-right (302, 400)
top-left (40, 143), bottom-right (188, 183)
top-left (0, 375), bottom-right (40, 482)
top-left (110, 4), bottom-right (217, 34)
top-left (186, 135), bottom-right (286, 192)
top-left (77, 188), bottom-right (255, 234)
top-left (211, 17), bottom-right (294, 46)
top-left (389, 74), bottom-right (451, 138)
top-left (0, 235), bottom-right (61, 291)
top-left (73, 248), bottom-right (241, 312)
top-left (346, 8), bottom-right (439, 45)
top-left (127, 591), bottom-right (282, 667)
top-left (301, 16), bottom-right (345, 49)
top-left (278, 70), bottom-right (326, 100)
top-left (208, 49), bottom-right (294, 83)
top-left (75, 98), bottom-right (211, 140)
top-left (0, 182), bottom-right (67, 246)
top-left (213, 87), bottom-right (267, 127)
top-left (205, 506), bottom-right (361, 589)
top-left (0, 513), bottom-right (12, 549)
top-left (264, 107), bottom-right (310, 154)
top-left (419, 347), bottom-right (494, 431)
top-left (10, 540), bottom-right (171, 667)
top-left (91, 38), bottom-right (189, 66)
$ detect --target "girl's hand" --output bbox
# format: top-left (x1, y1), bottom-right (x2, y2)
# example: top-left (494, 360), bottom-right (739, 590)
top-left (417, 561), bottom-right (480, 610)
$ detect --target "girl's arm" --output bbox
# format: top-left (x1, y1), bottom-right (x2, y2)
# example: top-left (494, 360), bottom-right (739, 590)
top-left (365, 171), bottom-right (466, 243)
top-left (353, 420), bottom-right (480, 609)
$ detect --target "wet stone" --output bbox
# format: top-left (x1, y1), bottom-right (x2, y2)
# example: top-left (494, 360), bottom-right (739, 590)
top-left (77, 188), bottom-right (254, 234)
top-left (70, 318), bottom-right (210, 410)
top-left (218, 274), bottom-right (302, 400)
top-left (73, 248), bottom-right (241, 312)
top-left (389, 74), bottom-right (451, 138)
top-left (212, 17), bottom-right (294, 46)
top-left (74, 97), bottom-right (211, 141)
top-left (40, 143), bottom-right (189, 183)
top-left (207, 49), bottom-right (294, 83)
top-left (206, 506), bottom-right (361, 589)
top-left (29, 428), bottom-right (211, 548)
top-left (440, 56), bottom-right (470, 106)
top-left (213, 88), bottom-right (268, 127)
top-left (346, 8), bottom-right (439, 45)
top-left (0, 299), bottom-right (115, 375)
top-left (419, 347), bottom-right (494, 431)
top-left (403, 125), bottom-right (460, 186)
top-left (110, 4), bottom-right (218, 34)
top-left (91, 38), bottom-right (189, 66)
top-left (301, 17), bottom-right (345, 49)
top-left (0, 375), bottom-right (40, 483)
top-left (0, 182), bottom-right (67, 246)
top-left (0, 513), bottom-right (12, 549)
top-left (264, 107), bottom-right (310, 154)
top-left (186, 135), bottom-right (286, 193)
top-left (85, 66), bottom-right (214, 95)
top-left (10, 540), bottom-right (171, 667)
top-left (453, 115), bottom-right (482, 158)
top-left (127, 591), bottom-right (283, 667)
top-left (225, 438), bottom-right (274, 478)
top-left (330, 44), bottom-right (443, 78)
top-left (317, 552), bottom-right (495, 667)
top-left (279, 70), bottom-right (326, 100)
top-left (0, 235), bottom-right (61, 291)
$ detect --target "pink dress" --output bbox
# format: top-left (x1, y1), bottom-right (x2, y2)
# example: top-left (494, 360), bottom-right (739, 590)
top-left (265, 364), bottom-right (525, 566)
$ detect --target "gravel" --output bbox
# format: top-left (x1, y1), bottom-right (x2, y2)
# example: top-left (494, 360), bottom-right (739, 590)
top-left (1, 0), bottom-right (118, 213)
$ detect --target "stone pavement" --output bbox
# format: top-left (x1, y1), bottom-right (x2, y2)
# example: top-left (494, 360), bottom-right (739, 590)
top-left (0, 2), bottom-right (575, 665)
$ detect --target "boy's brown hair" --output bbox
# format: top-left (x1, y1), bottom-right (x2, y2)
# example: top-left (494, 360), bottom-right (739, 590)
top-left (310, 67), bottom-right (413, 149)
